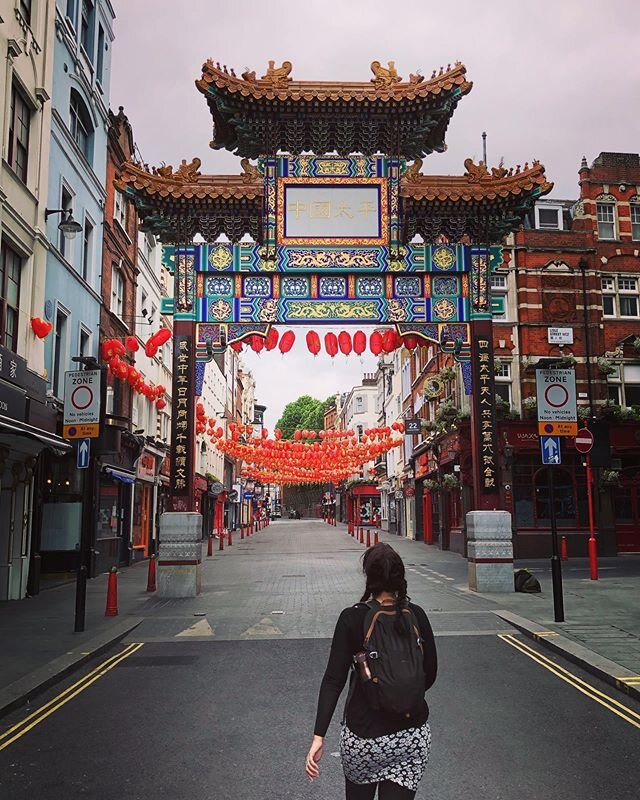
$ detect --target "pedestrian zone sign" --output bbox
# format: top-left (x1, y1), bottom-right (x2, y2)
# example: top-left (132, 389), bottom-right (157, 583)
top-left (540, 435), bottom-right (561, 465)
top-left (63, 369), bottom-right (101, 438)
top-left (536, 368), bottom-right (578, 437)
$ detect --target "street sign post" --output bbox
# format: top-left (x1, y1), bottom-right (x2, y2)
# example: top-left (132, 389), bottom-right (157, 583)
top-left (536, 368), bottom-right (578, 436)
top-left (63, 369), bottom-right (102, 438)
top-left (76, 438), bottom-right (91, 469)
top-left (575, 427), bottom-right (598, 580)
top-left (540, 435), bottom-right (561, 465)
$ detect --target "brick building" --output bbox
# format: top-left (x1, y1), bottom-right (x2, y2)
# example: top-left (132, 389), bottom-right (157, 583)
top-left (406, 152), bottom-right (640, 557)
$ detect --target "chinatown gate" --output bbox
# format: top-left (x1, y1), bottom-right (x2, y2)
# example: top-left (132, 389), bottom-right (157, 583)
top-left (118, 59), bottom-right (551, 595)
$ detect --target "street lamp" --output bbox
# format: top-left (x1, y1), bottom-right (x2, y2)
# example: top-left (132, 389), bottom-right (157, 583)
top-left (45, 208), bottom-right (83, 240)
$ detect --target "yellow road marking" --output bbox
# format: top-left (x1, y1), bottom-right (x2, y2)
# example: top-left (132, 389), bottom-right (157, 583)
top-left (0, 643), bottom-right (144, 751)
top-left (499, 634), bottom-right (640, 729)
top-left (534, 631), bottom-right (559, 637)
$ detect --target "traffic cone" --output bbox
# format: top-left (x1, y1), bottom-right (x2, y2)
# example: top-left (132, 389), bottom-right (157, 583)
top-left (207, 535), bottom-right (213, 557)
top-left (366, 528), bottom-right (371, 547)
top-left (146, 555), bottom-right (157, 592)
top-left (374, 529), bottom-right (379, 546)
top-left (105, 567), bottom-right (118, 616)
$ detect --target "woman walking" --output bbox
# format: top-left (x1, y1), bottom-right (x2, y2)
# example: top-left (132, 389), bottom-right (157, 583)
top-left (306, 543), bottom-right (437, 799)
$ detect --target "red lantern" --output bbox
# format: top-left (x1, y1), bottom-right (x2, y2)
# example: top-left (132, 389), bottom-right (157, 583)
top-left (156, 398), bottom-right (167, 410)
top-left (145, 340), bottom-right (158, 358)
top-left (279, 330), bottom-right (295, 354)
top-left (125, 335), bottom-right (139, 352)
top-left (403, 335), bottom-right (419, 350)
top-left (152, 328), bottom-right (171, 348)
top-left (31, 317), bottom-right (53, 339)
top-left (306, 330), bottom-right (321, 356)
top-left (294, 430), bottom-right (302, 441)
top-left (370, 331), bottom-right (383, 356)
top-left (338, 331), bottom-right (352, 356)
top-left (230, 340), bottom-right (243, 352)
top-left (382, 329), bottom-right (397, 353)
top-left (250, 335), bottom-right (264, 353)
top-left (265, 328), bottom-right (279, 351)
top-left (127, 367), bottom-right (140, 386)
top-left (324, 332), bottom-right (338, 358)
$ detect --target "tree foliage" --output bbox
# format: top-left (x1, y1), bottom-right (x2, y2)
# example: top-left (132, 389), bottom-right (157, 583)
top-left (275, 394), bottom-right (336, 439)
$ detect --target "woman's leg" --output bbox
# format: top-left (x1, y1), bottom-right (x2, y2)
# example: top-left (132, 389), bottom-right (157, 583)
top-left (378, 780), bottom-right (417, 799)
top-left (345, 777), bottom-right (377, 799)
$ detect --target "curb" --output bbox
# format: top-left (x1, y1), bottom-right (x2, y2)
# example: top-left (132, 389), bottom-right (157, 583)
top-left (0, 617), bottom-right (142, 720)
top-left (495, 609), bottom-right (640, 703)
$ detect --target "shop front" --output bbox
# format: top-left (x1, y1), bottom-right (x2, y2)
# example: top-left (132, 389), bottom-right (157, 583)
top-left (132, 449), bottom-right (161, 559)
top-left (346, 483), bottom-right (381, 530)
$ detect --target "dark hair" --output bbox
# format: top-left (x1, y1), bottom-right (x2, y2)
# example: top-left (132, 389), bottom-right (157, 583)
top-left (360, 543), bottom-right (409, 634)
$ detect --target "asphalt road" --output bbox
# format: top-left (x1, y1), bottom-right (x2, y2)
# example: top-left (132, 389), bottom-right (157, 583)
top-left (1, 521), bottom-right (638, 799)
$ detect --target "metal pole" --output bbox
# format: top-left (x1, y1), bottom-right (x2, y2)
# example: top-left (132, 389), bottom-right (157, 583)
top-left (579, 259), bottom-right (594, 416)
top-left (548, 464), bottom-right (565, 622)
top-left (586, 454), bottom-right (598, 580)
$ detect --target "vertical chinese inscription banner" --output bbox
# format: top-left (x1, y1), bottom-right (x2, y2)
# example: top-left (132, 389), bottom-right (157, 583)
top-left (472, 333), bottom-right (498, 493)
top-left (170, 329), bottom-right (195, 511)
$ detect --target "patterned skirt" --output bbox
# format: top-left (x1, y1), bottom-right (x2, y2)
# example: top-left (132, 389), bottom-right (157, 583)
top-left (339, 722), bottom-right (432, 791)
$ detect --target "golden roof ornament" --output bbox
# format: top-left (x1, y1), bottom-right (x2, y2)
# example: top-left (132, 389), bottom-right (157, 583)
top-left (370, 60), bottom-right (402, 87)
top-left (240, 158), bottom-right (261, 183)
top-left (151, 157), bottom-right (202, 183)
top-left (403, 158), bottom-right (424, 182)
top-left (260, 60), bottom-right (293, 87)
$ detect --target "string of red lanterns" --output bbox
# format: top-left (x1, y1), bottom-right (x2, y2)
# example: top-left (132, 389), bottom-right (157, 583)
top-left (100, 329), bottom-right (170, 409)
top-left (232, 327), bottom-right (418, 358)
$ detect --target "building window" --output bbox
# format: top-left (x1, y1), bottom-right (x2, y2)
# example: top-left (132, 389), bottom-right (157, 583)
top-left (0, 241), bottom-right (22, 352)
top-left (66, 0), bottom-right (77, 27)
top-left (631, 202), bottom-right (640, 242)
top-left (96, 24), bottom-right (105, 82)
top-left (8, 83), bottom-right (31, 184)
top-left (114, 190), bottom-right (127, 229)
top-left (58, 187), bottom-right (73, 259)
top-left (596, 203), bottom-right (616, 240)
top-left (80, 0), bottom-right (95, 58)
top-left (514, 462), bottom-right (587, 529)
top-left (357, 424), bottom-right (364, 439)
top-left (535, 206), bottom-right (562, 230)
top-left (618, 277), bottom-right (639, 317)
top-left (609, 365), bottom-right (640, 407)
top-left (490, 272), bottom-right (508, 321)
top-left (53, 309), bottom-right (69, 398)
top-left (82, 218), bottom-right (93, 281)
top-left (79, 328), bottom-right (91, 358)
top-left (111, 264), bottom-right (124, 318)
top-left (355, 395), bottom-right (364, 413)
top-left (69, 90), bottom-right (93, 161)
top-left (19, 0), bottom-right (32, 25)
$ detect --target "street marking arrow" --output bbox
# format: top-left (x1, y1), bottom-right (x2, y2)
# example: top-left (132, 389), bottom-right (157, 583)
top-left (175, 618), bottom-right (215, 638)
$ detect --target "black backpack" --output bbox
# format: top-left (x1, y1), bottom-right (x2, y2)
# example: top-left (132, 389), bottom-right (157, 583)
top-left (354, 600), bottom-right (426, 717)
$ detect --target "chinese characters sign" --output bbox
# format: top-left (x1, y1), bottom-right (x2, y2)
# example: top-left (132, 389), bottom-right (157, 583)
top-left (472, 335), bottom-right (498, 492)
top-left (278, 179), bottom-right (387, 245)
top-left (170, 333), bottom-right (195, 509)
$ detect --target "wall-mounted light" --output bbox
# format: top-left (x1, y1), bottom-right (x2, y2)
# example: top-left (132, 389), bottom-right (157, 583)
top-left (45, 208), bottom-right (83, 240)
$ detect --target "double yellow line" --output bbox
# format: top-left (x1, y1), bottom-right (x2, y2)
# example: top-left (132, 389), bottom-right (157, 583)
top-left (499, 633), bottom-right (640, 730)
top-left (0, 642), bottom-right (144, 751)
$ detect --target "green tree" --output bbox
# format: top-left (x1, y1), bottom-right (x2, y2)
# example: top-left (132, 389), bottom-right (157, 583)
top-left (275, 394), bottom-right (336, 439)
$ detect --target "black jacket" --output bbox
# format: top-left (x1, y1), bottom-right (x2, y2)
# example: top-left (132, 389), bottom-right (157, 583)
top-left (314, 602), bottom-right (437, 739)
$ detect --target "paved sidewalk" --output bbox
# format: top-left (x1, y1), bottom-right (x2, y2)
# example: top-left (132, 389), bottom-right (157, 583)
top-left (0, 560), bottom-right (156, 716)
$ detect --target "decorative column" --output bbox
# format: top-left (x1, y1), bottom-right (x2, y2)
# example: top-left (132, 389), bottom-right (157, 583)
top-left (159, 245), bottom-right (203, 597)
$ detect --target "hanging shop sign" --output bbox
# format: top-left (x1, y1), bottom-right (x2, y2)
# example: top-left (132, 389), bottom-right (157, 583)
top-left (404, 419), bottom-right (422, 435)
top-left (170, 333), bottom-right (195, 509)
top-left (472, 335), bottom-right (498, 492)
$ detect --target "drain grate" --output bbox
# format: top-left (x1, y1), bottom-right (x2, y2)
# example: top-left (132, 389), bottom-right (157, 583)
top-left (121, 655), bottom-right (201, 667)
top-left (282, 574), bottom-right (306, 578)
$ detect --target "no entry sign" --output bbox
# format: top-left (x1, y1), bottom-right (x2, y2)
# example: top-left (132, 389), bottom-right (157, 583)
top-left (574, 427), bottom-right (594, 454)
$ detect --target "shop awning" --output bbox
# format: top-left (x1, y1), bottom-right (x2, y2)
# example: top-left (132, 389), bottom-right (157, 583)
top-left (0, 413), bottom-right (72, 455)
top-left (103, 466), bottom-right (136, 484)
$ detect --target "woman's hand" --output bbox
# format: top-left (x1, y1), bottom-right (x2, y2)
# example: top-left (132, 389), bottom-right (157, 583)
top-left (305, 735), bottom-right (324, 781)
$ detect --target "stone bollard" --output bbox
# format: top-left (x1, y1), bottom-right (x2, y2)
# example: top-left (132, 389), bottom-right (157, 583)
top-left (158, 512), bottom-right (204, 598)
top-left (466, 511), bottom-right (514, 593)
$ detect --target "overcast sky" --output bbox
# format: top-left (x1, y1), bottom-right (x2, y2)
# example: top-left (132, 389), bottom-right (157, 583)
top-left (111, 0), bottom-right (640, 429)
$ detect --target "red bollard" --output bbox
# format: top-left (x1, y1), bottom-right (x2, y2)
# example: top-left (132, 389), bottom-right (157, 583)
top-left (374, 529), bottom-right (379, 546)
top-left (207, 536), bottom-right (213, 557)
top-left (146, 555), bottom-right (157, 592)
top-left (560, 535), bottom-right (568, 561)
top-left (241, 526), bottom-right (245, 540)
top-left (359, 527), bottom-right (364, 544)
top-left (366, 528), bottom-right (371, 547)
top-left (219, 529), bottom-right (224, 551)
top-left (105, 567), bottom-right (118, 616)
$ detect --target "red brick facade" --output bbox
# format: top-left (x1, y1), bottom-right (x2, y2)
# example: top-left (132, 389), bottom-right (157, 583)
top-left (101, 108), bottom-right (138, 419)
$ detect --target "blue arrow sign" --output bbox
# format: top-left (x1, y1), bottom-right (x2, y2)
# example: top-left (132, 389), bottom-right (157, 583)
top-left (540, 435), bottom-right (561, 465)
top-left (77, 438), bottom-right (91, 469)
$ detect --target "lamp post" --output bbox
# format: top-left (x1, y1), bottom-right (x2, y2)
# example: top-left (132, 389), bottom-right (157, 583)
top-left (45, 208), bottom-right (83, 240)
top-left (578, 257), bottom-right (598, 581)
